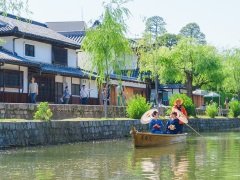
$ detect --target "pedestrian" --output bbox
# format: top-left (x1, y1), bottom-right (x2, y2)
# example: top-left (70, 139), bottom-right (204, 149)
top-left (62, 86), bottom-right (70, 104)
top-left (172, 98), bottom-right (188, 134)
top-left (116, 85), bottom-right (124, 106)
top-left (224, 97), bottom-right (229, 109)
top-left (101, 88), bottom-right (107, 105)
top-left (80, 85), bottom-right (93, 105)
top-left (231, 96), bottom-right (237, 101)
top-left (28, 77), bottom-right (38, 103)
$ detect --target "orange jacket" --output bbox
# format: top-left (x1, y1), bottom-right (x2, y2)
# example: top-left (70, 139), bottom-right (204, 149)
top-left (173, 105), bottom-right (188, 124)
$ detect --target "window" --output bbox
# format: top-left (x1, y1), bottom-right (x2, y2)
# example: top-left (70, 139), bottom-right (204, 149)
top-left (52, 46), bottom-right (68, 66)
top-left (71, 84), bottom-right (80, 95)
top-left (0, 70), bottom-right (23, 88)
top-left (25, 44), bottom-right (35, 57)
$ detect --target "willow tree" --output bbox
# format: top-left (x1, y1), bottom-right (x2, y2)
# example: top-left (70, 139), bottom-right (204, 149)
top-left (222, 48), bottom-right (240, 100)
top-left (81, 0), bottom-right (132, 117)
top-left (0, 0), bottom-right (31, 15)
top-left (162, 38), bottom-right (223, 99)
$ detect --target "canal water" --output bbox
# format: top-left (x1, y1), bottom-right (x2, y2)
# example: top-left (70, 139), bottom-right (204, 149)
top-left (0, 132), bottom-right (240, 180)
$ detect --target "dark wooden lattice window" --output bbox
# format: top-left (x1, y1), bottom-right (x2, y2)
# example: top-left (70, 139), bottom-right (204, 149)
top-left (25, 44), bottom-right (35, 57)
top-left (52, 46), bottom-right (68, 66)
top-left (71, 84), bottom-right (80, 95)
top-left (0, 70), bottom-right (23, 88)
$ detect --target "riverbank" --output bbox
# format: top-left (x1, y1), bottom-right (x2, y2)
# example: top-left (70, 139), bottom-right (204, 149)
top-left (0, 118), bottom-right (240, 148)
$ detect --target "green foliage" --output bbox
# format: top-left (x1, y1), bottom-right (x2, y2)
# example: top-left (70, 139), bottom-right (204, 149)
top-left (222, 48), bottom-right (240, 95)
top-left (228, 100), bottom-right (240, 118)
top-left (206, 104), bottom-right (218, 118)
top-left (158, 33), bottom-right (181, 49)
top-left (167, 93), bottom-right (196, 116)
top-left (0, 0), bottom-right (31, 16)
top-left (81, 0), bottom-right (132, 87)
top-left (126, 95), bottom-right (152, 119)
top-left (145, 16), bottom-right (166, 39)
top-left (179, 22), bottom-right (206, 44)
top-left (34, 102), bottom-right (52, 121)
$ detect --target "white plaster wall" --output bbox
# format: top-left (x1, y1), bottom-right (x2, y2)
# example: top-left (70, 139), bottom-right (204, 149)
top-left (1, 64), bottom-right (28, 93)
top-left (68, 49), bottom-right (77, 68)
top-left (110, 79), bottom-right (146, 88)
top-left (78, 52), bottom-right (94, 71)
top-left (72, 78), bottom-right (80, 84)
top-left (89, 80), bottom-right (98, 98)
top-left (55, 76), bottom-right (63, 83)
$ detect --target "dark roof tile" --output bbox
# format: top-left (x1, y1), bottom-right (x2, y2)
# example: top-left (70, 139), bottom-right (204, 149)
top-left (0, 13), bottom-right (80, 49)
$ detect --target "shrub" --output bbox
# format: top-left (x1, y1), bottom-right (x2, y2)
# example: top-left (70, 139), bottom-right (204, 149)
top-left (126, 95), bottom-right (152, 119)
top-left (167, 93), bottom-right (196, 116)
top-left (206, 104), bottom-right (218, 118)
top-left (229, 100), bottom-right (240, 118)
top-left (34, 102), bottom-right (53, 121)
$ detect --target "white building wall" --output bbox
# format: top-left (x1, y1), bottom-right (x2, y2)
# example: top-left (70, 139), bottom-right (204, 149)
top-left (72, 78), bottom-right (80, 84)
top-left (110, 80), bottom-right (146, 88)
top-left (77, 51), bottom-right (94, 71)
top-left (1, 36), bottom-right (52, 64)
top-left (1, 64), bottom-right (28, 93)
top-left (89, 80), bottom-right (98, 98)
top-left (68, 49), bottom-right (77, 68)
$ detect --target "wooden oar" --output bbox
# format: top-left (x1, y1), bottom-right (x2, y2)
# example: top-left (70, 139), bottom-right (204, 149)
top-left (185, 123), bottom-right (204, 138)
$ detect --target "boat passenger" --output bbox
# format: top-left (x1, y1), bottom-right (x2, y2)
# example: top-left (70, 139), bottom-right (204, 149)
top-left (149, 111), bottom-right (164, 134)
top-left (172, 98), bottom-right (188, 134)
top-left (165, 112), bottom-right (180, 134)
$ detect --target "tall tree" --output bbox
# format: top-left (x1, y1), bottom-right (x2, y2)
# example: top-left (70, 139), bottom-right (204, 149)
top-left (145, 16), bottom-right (166, 40)
top-left (158, 33), bottom-right (180, 49)
top-left (179, 23), bottom-right (206, 44)
top-left (81, 0), bottom-right (132, 117)
top-left (222, 48), bottom-right (240, 100)
top-left (161, 38), bottom-right (222, 99)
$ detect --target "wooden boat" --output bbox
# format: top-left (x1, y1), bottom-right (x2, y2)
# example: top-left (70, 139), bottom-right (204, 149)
top-left (130, 126), bottom-right (187, 147)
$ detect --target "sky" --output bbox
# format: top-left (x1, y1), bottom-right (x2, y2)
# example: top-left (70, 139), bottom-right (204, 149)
top-left (22, 0), bottom-right (240, 48)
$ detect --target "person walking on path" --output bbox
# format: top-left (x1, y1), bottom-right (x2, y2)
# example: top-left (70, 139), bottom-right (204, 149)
top-left (172, 98), bottom-right (188, 134)
top-left (80, 85), bottom-right (93, 105)
top-left (28, 77), bottom-right (38, 103)
top-left (224, 97), bottom-right (230, 109)
top-left (63, 86), bottom-right (70, 104)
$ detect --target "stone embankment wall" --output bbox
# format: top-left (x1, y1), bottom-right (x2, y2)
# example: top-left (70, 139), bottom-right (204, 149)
top-left (0, 103), bottom-right (126, 119)
top-left (0, 118), bottom-right (240, 148)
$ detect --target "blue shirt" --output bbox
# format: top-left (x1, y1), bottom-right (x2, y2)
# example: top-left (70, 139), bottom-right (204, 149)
top-left (149, 119), bottom-right (164, 134)
top-left (165, 119), bottom-right (180, 134)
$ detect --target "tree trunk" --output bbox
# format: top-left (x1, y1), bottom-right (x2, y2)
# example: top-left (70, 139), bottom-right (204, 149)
top-left (238, 90), bottom-right (240, 101)
top-left (155, 75), bottom-right (160, 112)
top-left (186, 73), bottom-right (193, 100)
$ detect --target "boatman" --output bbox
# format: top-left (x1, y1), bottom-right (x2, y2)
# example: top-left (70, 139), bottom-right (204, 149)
top-left (172, 98), bottom-right (188, 134)
top-left (149, 111), bottom-right (164, 134)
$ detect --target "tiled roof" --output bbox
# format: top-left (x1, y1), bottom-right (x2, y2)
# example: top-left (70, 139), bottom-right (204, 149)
top-left (0, 13), bottom-right (80, 49)
top-left (0, 48), bottom-right (38, 66)
top-left (58, 31), bottom-right (85, 45)
top-left (0, 49), bottom-right (88, 78)
top-left (109, 74), bottom-right (144, 83)
top-left (40, 64), bottom-right (89, 78)
top-left (159, 84), bottom-right (186, 89)
top-left (46, 21), bottom-right (87, 32)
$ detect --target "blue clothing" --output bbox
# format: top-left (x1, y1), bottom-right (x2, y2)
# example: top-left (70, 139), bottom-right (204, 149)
top-left (165, 118), bottom-right (180, 134)
top-left (149, 119), bottom-right (164, 134)
top-left (82, 97), bottom-right (87, 104)
top-left (30, 93), bottom-right (36, 103)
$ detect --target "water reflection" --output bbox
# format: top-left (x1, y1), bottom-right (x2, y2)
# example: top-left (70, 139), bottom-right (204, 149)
top-left (0, 132), bottom-right (240, 179)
